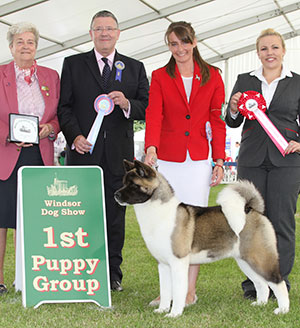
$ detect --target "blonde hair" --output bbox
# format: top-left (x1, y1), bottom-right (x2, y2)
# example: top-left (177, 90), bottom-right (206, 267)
top-left (256, 28), bottom-right (285, 51)
top-left (7, 22), bottom-right (39, 46)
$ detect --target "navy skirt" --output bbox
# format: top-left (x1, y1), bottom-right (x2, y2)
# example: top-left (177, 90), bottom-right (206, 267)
top-left (0, 145), bottom-right (43, 229)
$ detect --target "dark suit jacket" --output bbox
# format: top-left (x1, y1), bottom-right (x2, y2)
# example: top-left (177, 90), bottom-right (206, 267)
top-left (225, 72), bottom-right (300, 167)
top-left (58, 50), bottom-right (149, 175)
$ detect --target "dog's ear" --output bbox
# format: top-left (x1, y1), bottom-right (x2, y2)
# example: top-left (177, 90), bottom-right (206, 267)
top-left (123, 159), bottom-right (135, 172)
top-left (134, 160), bottom-right (156, 178)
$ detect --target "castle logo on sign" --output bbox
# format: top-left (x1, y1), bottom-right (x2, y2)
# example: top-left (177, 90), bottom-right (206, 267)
top-left (47, 176), bottom-right (78, 196)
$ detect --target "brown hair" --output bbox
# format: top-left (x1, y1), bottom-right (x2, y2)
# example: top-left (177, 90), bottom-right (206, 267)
top-left (256, 28), bottom-right (286, 51)
top-left (164, 21), bottom-right (216, 85)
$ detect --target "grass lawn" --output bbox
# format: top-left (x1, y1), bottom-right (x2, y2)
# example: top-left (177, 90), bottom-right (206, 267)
top-left (1, 184), bottom-right (300, 327)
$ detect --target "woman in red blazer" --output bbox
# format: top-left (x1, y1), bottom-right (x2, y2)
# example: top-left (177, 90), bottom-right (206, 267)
top-left (144, 21), bottom-right (226, 306)
top-left (0, 22), bottom-right (60, 294)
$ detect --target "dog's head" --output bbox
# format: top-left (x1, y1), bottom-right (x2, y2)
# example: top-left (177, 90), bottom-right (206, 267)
top-left (114, 160), bottom-right (159, 205)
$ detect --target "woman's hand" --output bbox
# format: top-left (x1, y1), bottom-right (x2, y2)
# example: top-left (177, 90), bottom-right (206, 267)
top-left (285, 140), bottom-right (300, 155)
top-left (15, 142), bottom-right (33, 148)
top-left (39, 123), bottom-right (53, 139)
top-left (144, 146), bottom-right (157, 167)
top-left (229, 92), bottom-right (242, 114)
top-left (210, 160), bottom-right (224, 187)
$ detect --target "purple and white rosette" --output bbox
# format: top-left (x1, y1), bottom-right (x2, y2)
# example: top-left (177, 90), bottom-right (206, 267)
top-left (237, 91), bottom-right (288, 156)
top-left (87, 94), bottom-right (114, 154)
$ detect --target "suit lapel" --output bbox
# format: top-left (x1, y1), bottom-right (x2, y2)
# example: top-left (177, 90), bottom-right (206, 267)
top-left (36, 66), bottom-right (52, 123)
top-left (189, 63), bottom-right (201, 106)
top-left (269, 77), bottom-right (292, 108)
top-left (173, 65), bottom-right (189, 108)
top-left (250, 75), bottom-right (262, 93)
top-left (85, 50), bottom-right (103, 88)
top-left (3, 62), bottom-right (18, 115)
top-left (110, 52), bottom-right (119, 88)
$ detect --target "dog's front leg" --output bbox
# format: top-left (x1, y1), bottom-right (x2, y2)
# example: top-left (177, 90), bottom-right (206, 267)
top-left (166, 257), bottom-right (189, 318)
top-left (154, 262), bottom-right (172, 314)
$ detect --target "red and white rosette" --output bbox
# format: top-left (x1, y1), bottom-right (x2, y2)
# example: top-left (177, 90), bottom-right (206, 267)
top-left (237, 91), bottom-right (288, 156)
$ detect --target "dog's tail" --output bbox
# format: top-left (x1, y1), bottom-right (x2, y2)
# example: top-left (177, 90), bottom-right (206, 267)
top-left (216, 180), bottom-right (264, 236)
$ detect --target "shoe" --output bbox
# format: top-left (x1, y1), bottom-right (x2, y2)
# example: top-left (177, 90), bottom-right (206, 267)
top-left (243, 288), bottom-right (285, 300)
top-left (111, 280), bottom-right (123, 292)
top-left (149, 295), bottom-right (160, 307)
top-left (0, 284), bottom-right (8, 295)
top-left (243, 290), bottom-right (256, 300)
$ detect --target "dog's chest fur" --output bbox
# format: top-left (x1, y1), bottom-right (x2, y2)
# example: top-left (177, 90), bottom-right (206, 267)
top-left (134, 197), bottom-right (180, 263)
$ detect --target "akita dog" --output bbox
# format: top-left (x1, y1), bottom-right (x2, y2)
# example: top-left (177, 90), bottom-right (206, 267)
top-left (114, 160), bottom-right (289, 317)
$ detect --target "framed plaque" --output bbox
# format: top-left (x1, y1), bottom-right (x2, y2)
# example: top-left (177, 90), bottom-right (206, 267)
top-left (9, 113), bottom-right (39, 144)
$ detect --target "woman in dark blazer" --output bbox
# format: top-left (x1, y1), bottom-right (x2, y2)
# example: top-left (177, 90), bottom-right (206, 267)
top-left (0, 22), bottom-right (60, 294)
top-left (144, 21), bottom-right (226, 307)
top-left (226, 28), bottom-right (300, 299)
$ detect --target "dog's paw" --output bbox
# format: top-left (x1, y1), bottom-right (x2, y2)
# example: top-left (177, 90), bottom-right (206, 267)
top-left (251, 300), bottom-right (267, 307)
top-left (274, 307), bottom-right (289, 315)
top-left (154, 307), bottom-right (169, 314)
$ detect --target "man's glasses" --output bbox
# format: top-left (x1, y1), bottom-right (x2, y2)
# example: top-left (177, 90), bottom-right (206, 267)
top-left (92, 27), bottom-right (118, 33)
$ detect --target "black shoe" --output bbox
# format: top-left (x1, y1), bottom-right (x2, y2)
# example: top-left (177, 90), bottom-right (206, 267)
top-left (243, 289), bottom-right (256, 300)
top-left (0, 284), bottom-right (8, 295)
top-left (111, 280), bottom-right (123, 292)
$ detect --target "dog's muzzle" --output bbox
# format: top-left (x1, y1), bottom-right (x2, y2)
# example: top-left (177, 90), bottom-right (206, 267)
top-left (114, 191), bottom-right (127, 206)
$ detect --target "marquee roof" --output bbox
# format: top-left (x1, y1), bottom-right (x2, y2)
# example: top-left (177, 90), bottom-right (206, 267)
top-left (1, 0), bottom-right (300, 77)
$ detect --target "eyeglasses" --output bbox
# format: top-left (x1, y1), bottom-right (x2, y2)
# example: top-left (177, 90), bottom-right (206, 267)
top-left (92, 27), bottom-right (118, 33)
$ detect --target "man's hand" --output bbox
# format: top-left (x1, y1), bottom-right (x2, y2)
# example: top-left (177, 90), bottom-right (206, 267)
top-left (73, 135), bottom-right (92, 154)
top-left (108, 91), bottom-right (129, 111)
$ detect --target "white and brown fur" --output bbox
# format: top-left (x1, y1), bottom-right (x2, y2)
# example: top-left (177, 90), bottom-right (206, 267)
top-left (114, 160), bottom-right (289, 317)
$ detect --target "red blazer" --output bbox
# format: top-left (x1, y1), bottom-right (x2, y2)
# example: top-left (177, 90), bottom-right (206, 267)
top-left (0, 61), bottom-right (60, 180)
top-left (145, 63), bottom-right (226, 162)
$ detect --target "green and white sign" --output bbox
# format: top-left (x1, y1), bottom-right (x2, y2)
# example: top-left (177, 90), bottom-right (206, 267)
top-left (16, 166), bottom-right (111, 309)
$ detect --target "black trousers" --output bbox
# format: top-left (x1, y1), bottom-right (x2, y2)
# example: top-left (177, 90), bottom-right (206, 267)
top-left (99, 154), bottom-right (126, 283)
top-left (238, 157), bottom-right (300, 291)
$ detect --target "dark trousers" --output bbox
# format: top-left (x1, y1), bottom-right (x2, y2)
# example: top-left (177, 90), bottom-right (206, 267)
top-left (0, 145), bottom-right (43, 229)
top-left (99, 154), bottom-right (126, 283)
top-left (238, 158), bottom-right (300, 291)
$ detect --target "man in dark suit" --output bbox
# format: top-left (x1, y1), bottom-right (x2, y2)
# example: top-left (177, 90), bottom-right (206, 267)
top-left (57, 10), bottom-right (149, 291)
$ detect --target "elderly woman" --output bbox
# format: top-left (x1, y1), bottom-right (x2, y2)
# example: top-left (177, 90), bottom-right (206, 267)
top-left (0, 22), bottom-right (60, 294)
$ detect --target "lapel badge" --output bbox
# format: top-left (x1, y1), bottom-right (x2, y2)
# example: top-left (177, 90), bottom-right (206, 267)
top-left (41, 85), bottom-right (50, 96)
top-left (195, 74), bottom-right (201, 81)
top-left (115, 61), bottom-right (125, 82)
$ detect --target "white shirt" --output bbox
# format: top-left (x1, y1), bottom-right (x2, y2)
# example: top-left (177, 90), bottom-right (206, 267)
top-left (181, 76), bottom-right (193, 102)
top-left (250, 64), bottom-right (292, 107)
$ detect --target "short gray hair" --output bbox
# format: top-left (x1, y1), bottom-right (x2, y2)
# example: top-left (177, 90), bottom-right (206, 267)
top-left (7, 22), bottom-right (39, 46)
top-left (90, 10), bottom-right (119, 30)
